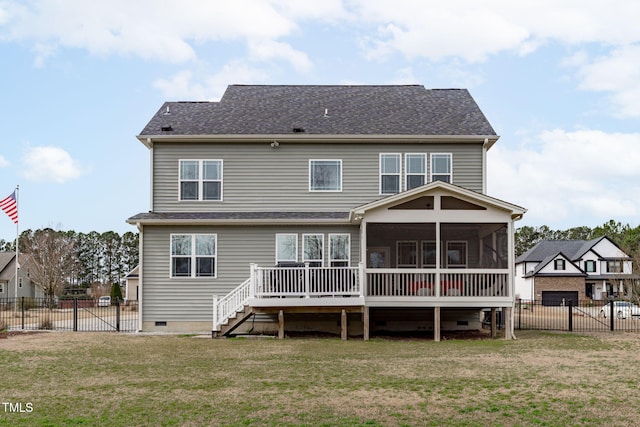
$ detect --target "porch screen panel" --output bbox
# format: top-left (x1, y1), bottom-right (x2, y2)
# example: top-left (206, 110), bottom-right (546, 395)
top-left (440, 223), bottom-right (508, 269)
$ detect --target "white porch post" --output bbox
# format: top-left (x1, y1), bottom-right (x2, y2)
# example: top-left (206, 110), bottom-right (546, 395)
top-left (212, 295), bottom-right (219, 332)
top-left (249, 263), bottom-right (257, 298)
top-left (304, 262), bottom-right (310, 298)
top-left (435, 220), bottom-right (441, 297)
top-left (358, 262), bottom-right (366, 297)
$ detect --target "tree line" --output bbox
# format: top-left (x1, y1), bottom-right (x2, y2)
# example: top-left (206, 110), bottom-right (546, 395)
top-left (515, 220), bottom-right (640, 258)
top-left (0, 229), bottom-right (138, 295)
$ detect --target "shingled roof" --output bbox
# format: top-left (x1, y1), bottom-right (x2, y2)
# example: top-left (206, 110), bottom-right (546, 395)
top-left (139, 85), bottom-right (497, 137)
top-left (515, 236), bottom-right (611, 264)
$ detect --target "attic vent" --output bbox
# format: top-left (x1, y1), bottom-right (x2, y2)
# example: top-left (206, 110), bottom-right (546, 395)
top-left (292, 127), bottom-right (305, 133)
top-left (163, 106), bottom-right (171, 115)
top-left (161, 126), bottom-right (173, 132)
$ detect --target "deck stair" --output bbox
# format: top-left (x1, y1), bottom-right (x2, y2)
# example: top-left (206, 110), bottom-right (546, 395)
top-left (215, 304), bottom-right (254, 337)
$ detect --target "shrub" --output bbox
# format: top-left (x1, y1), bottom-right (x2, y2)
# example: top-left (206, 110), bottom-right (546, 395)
top-left (110, 282), bottom-right (123, 303)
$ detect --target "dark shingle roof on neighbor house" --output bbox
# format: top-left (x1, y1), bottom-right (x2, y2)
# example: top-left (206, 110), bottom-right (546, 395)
top-left (515, 236), bottom-right (623, 264)
top-left (139, 85), bottom-right (497, 138)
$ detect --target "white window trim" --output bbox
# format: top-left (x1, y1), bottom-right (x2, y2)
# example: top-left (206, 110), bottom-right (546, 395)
top-left (329, 233), bottom-right (350, 267)
top-left (169, 233), bottom-right (217, 279)
top-left (405, 153), bottom-right (427, 191)
top-left (0, 282), bottom-right (4, 293)
top-left (303, 234), bottom-right (324, 266)
top-left (178, 159), bottom-right (224, 201)
top-left (380, 153), bottom-right (402, 195)
top-left (309, 159), bottom-right (342, 192)
top-left (430, 153), bottom-right (452, 183)
top-left (276, 233), bottom-right (298, 264)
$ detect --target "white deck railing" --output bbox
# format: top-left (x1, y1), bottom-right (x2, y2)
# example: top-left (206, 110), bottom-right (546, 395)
top-left (254, 265), bottom-right (362, 298)
top-left (213, 266), bottom-right (511, 330)
top-left (213, 278), bottom-right (251, 332)
top-left (365, 269), bottom-right (509, 297)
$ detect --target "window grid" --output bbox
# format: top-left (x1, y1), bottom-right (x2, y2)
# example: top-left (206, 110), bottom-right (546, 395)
top-left (380, 153), bottom-right (401, 194)
top-left (179, 159), bottom-right (223, 201)
top-left (430, 153), bottom-right (452, 183)
top-left (405, 153), bottom-right (427, 190)
top-left (170, 234), bottom-right (217, 278)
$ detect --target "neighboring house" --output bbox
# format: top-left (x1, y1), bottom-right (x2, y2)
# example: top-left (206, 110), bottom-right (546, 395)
top-left (127, 84), bottom-right (526, 340)
top-left (123, 265), bottom-right (139, 302)
top-left (0, 252), bottom-right (41, 299)
top-left (515, 236), bottom-right (638, 305)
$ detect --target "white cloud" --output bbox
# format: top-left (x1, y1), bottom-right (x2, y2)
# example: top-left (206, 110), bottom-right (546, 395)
top-left (21, 146), bottom-right (84, 183)
top-left (574, 45), bottom-right (640, 118)
top-left (488, 129), bottom-right (640, 227)
top-left (0, 155), bottom-right (8, 168)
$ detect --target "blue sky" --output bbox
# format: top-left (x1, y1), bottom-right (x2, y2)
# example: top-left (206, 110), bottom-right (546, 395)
top-left (1, 0), bottom-right (639, 241)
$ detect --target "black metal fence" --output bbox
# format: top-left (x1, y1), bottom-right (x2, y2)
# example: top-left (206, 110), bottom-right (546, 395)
top-left (515, 299), bottom-right (640, 332)
top-left (0, 297), bottom-right (138, 332)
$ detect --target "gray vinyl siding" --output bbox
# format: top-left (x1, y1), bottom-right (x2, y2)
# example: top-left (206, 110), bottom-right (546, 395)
top-left (141, 224), bottom-right (360, 322)
top-left (152, 141), bottom-right (483, 212)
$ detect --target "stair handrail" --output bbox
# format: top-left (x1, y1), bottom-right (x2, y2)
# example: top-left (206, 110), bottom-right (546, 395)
top-left (213, 277), bottom-right (252, 332)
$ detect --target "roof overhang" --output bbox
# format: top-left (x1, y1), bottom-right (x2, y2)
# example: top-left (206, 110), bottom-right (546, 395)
top-left (126, 211), bottom-right (353, 226)
top-left (349, 180), bottom-right (526, 222)
top-left (137, 134), bottom-right (499, 149)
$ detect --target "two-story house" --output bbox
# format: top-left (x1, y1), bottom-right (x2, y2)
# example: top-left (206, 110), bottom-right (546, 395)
top-left (514, 236), bottom-right (638, 305)
top-left (128, 84), bottom-right (526, 340)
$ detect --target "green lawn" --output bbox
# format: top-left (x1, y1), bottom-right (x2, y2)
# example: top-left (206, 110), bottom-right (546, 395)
top-left (0, 331), bottom-right (638, 426)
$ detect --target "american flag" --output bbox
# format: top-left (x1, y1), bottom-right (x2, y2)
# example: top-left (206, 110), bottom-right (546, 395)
top-left (0, 191), bottom-right (18, 224)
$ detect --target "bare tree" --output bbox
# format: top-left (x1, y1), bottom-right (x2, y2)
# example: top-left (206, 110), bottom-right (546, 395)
top-left (21, 227), bottom-right (77, 305)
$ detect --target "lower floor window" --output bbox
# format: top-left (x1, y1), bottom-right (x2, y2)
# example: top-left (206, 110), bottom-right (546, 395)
top-left (171, 234), bottom-right (217, 278)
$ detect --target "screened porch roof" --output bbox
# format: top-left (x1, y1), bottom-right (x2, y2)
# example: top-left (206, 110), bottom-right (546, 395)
top-left (350, 180), bottom-right (526, 223)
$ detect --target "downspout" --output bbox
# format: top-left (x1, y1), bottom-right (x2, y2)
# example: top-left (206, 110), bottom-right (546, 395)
top-left (482, 138), bottom-right (488, 194)
top-left (136, 222), bottom-right (143, 332)
top-left (508, 216), bottom-right (517, 339)
top-left (147, 138), bottom-right (154, 212)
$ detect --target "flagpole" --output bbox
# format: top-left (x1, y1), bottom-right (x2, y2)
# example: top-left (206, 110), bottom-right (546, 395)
top-left (14, 185), bottom-right (19, 305)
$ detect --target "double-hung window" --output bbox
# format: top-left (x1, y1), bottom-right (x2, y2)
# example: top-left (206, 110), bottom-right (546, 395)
top-left (405, 154), bottom-right (426, 190)
top-left (554, 259), bottom-right (566, 270)
top-left (607, 260), bottom-right (622, 273)
top-left (303, 234), bottom-right (324, 267)
top-left (179, 160), bottom-right (223, 201)
top-left (431, 153), bottom-right (452, 183)
top-left (309, 160), bottom-right (342, 191)
top-left (329, 234), bottom-right (350, 267)
top-left (171, 234), bottom-right (217, 278)
top-left (380, 153), bottom-right (401, 194)
top-left (447, 241), bottom-right (467, 268)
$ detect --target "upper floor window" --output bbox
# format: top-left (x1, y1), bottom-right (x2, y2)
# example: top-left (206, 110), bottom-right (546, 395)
top-left (585, 260), bottom-right (596, 273)
top-left (309, 160), bottom-right (342, 191)
top-left (554, 259), bottom-right (566, 270)
top-left (329, 234), bottom-right (350, 267)
top-left (380, 153), bottom-right (401, 194)
top-left (405, 154), bottom-right (426, 190)
top-left (171, 234), bottom-right (217, 278)
top-left (607, 260), bottom-right (622, 273)
top-left (179, 160), bottom-right (223, 201)
top-left (431, 153), bottom-right (452, 183)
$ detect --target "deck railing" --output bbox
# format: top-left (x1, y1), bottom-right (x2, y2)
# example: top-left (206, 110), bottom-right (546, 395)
top-left (366, 269), bottom-right (509, 297)
top-left (254, 265), bottom-right (362, 298)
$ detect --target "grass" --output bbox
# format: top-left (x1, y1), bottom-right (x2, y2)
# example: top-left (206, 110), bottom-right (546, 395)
top-left (1, 331), bottom-right (639, 426)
